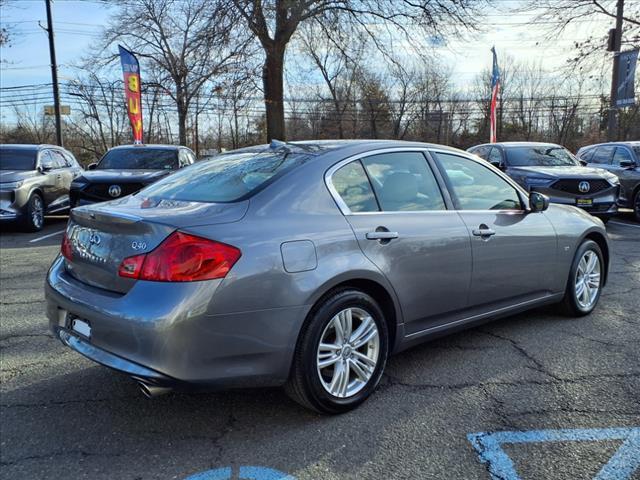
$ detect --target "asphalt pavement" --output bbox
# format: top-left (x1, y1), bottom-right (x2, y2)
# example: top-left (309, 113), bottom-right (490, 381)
top-left (1, 214), bottom-right (639, 480)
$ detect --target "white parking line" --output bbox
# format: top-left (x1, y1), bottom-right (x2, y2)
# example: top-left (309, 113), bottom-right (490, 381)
top-left (608, 220), bottom-right (640, 229)
top-left (29, 229), bottom-right (65, 243)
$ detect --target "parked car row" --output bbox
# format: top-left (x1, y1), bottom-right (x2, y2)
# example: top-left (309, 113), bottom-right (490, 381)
top-left (468, 141), bottom-right (640, 223)
top-left (1, 141), bottom-right (637, 232)
top-left (0, 144), bottom-right (195, 231)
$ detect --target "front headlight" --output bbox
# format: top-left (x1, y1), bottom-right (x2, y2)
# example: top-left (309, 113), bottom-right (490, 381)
top-left (0, 181), bottom-right (24, 190)
top-left (606, 174), bottom-right (620, 186)
top-left (525, 177), bottom-right (552, 187)
top-left (70, 180), bottom-right (87, 189)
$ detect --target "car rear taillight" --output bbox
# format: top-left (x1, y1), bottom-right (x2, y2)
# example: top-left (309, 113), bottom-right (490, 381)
top-left (118, 231), bottom-right (241, 282)
top-left (61, 232), bottom-right (73, 261)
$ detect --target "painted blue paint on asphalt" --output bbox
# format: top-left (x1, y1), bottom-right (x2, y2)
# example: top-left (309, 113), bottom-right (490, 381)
top-left (184, 466), bottom-right (296, 480)
top-left (468, 427), bottom-right (640, 480)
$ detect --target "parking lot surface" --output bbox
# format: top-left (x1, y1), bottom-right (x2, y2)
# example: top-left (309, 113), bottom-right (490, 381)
top-left (1, 216), bottom-right (639, 480)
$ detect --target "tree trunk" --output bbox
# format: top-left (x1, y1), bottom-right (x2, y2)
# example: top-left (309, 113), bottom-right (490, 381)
top-left (176, 83), bottom-right (188, 146)
top-left (263, 45), bottom-right (286, 142)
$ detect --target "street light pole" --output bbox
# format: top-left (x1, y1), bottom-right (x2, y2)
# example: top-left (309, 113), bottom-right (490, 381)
top-left (45, 0), bottom-right (63, 147)
top-left (607, 0), bottom-right (624, 141)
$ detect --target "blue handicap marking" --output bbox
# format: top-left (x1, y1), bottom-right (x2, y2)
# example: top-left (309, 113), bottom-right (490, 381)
top-left (468, 427), bottom-right (640, 480)
top-left (184, 466), bottom-right (296, 480)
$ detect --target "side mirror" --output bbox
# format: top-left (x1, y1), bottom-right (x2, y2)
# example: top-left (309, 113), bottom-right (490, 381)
top-left (87, 162), bottom-right (98, 170)
top-left (620, 160), bottom-right (636, 168)
top-left (578, 160), bottom-right (588, 166)
top-left (529, 192), bottom-right (550, 213)
top-left (40, 164), bottom-right (52, 172)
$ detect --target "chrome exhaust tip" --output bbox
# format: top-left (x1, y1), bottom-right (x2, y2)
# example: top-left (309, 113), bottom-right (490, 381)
top-left (138, 381), bottom-right (172, 398)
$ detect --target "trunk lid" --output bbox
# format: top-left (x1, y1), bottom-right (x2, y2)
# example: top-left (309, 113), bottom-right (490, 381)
top-left (64, 196), bottom-right (248, 293)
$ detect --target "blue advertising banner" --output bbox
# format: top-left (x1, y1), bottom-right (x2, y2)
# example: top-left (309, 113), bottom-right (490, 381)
top-left (616, 49), bottom-right (638, 107)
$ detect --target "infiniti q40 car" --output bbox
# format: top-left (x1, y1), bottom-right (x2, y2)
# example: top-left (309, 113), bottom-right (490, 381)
top-left (46, 141), bottom-right (609, 413)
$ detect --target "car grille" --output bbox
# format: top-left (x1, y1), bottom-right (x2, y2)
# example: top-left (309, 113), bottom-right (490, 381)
top-left (551, 179), bottom-right (611, 195)
top-left (82, 183), bottom-right (144, 200)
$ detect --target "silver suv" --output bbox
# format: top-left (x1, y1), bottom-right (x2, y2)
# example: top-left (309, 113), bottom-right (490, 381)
top-left (0, 144), bottom-right (83, 231)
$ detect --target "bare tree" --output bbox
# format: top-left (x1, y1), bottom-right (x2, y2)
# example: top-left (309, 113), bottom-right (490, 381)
top-left (230, 0), bottom-right (488, 142)
top-left (103, 0), bottom-right (251, 145)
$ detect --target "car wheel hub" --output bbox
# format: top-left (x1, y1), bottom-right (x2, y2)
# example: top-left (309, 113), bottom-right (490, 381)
top-left (574, 250), bottom-right (601, 310)
top-left (32, 197), bottom-right (43, 228)
top-left (316, 307), bottom-right (380, 399)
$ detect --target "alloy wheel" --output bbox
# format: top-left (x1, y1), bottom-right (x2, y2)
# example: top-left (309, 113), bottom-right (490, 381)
top-left (316, 307), bottom-right (380, 398)
top-left (574, 250), bottom-right (601, 310)
top-left (31, 195), bottom-right (44, 229)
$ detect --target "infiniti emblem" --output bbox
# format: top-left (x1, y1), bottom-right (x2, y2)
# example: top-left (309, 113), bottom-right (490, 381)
top-left (108, 184), bottom-right (122, 197)
top-left (89, 233), bottom-right (101, 245)
top-left (578, 181), bottom-right (590, 193)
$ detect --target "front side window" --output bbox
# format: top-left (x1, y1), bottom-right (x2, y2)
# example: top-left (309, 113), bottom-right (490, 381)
top-left (613, 147), bottom-right (633, 166)
top-left (39, 151), bottom-right (55, 170)
top-left (98, 148), bottom-right (179, 170)
top-left (331, 161), bottom-right (378, 213)
top-left (434, 152), bottom-right (522, 211)
top-left (49, 150), bottom-right (68, 169)
top-left (141, 149), bottom-right (310, 203)
top-left (590, 146), bottom-right (614, 165)
top-left (361, 152), bottom-right (446, 211)
top-left (506, 146), bottom-right (580, 167)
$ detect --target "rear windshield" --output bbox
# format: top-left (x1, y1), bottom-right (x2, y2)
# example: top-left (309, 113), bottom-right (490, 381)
top-left (98, 148), bottom-right (178, 170)
top-left (138, 149), bottom-right (310, 203)
top-left (506, 146), bottom-right (580, 167)
top-left (0, 148), bottom-right (36, 171)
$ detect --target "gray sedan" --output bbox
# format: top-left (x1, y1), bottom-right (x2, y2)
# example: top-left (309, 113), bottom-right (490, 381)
top-left (45, 140), bottom-right (609, 413)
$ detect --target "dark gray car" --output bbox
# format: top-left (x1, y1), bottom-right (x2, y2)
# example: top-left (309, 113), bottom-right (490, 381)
top-left (576, 141), bottom-right (640, 221)
top-left (468, 142), bottom-right (620, 222)
top-left (0, 144), bottom-right (83, 231)
top-left (45, 140), bottom-right (609, 413)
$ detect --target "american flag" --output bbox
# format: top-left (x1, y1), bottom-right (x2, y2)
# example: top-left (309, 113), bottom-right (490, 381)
top-left (490, 47), bottom-right (500, 143)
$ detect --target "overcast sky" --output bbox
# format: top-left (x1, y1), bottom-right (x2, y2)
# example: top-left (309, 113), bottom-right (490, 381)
top-left (0, 0), bottom-right (616, 116)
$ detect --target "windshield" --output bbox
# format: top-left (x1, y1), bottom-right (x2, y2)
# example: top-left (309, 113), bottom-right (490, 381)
top-left (139, 149), bottom-right (310, 203)
top-left (0, 148), bottom-right (37, 171)
top-left (98, 148), bottom-right (178, 170)
top-left (506, 146), bottom-right (580, 167)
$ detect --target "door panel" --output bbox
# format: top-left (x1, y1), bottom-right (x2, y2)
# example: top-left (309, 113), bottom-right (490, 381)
top-left (455, 211), bottom-right (557, 306)
top-left (432, 150), bottom-right (557, 309)
top-left (347, 212), bottom-right (472, 333)
top-left (38, 150), bottom-right (58, 205)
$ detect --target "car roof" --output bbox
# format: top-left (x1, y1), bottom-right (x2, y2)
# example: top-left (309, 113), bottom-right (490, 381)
top-left (0, 144), bottom-right (62, 150)
top-left (228, 139), bottom-right (464, 157)
top-left (108, 144), bottom-right (188, 151)
top-left (578, 141), bottom-right (640, 149)
top-left (473, 141), bottom-right (563, 149)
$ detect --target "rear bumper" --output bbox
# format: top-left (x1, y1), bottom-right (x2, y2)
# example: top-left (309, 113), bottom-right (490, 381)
top-left (45, 256), bottom-right (308, 389)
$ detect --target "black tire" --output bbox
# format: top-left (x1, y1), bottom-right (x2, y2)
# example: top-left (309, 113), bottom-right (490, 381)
top-left (633, 189), bottom-right (640, 223)
top-left (21, 193), bottom-right (45, 232)
top-left (285, 289), bottom-right (389, 414)
top-left (559, 239), bottom-right (604, 317)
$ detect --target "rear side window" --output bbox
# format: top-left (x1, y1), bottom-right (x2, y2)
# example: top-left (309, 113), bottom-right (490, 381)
top-left (591, 146), bottom-right (614, 164)
top-left (361, 152), bottom-right (445, 211)
top-left (331, 161), bottom-right (378, 212)
top-left (140, 149), bottom-right (310, 203)
top-left (434, 152), bottom-right (522, 211)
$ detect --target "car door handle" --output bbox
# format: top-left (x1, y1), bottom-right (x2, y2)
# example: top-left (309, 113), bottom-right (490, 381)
top-left (472, 227), bottom-right (496, 237)
top-left (366, 231), bottom-right (399, 240)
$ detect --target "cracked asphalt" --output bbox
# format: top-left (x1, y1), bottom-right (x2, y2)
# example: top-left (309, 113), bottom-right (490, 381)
top-left (1, 216), bottom-right (639, 480)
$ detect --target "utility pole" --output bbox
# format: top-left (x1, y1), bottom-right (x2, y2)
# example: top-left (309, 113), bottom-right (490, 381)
top-left (608, 0), bottom-right (624, 141)
top-left (45, 0), bottom-right (63, 146)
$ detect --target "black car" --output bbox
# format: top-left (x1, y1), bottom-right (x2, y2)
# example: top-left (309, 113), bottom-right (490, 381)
top-left (1, 144), bottom-right (83, 231)
top-left (70, 145), bottom-right (195, 207)
top-left (576, 141), bottom-right (640, 222)
top-left (468, 142), bottom-right (620, 222)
